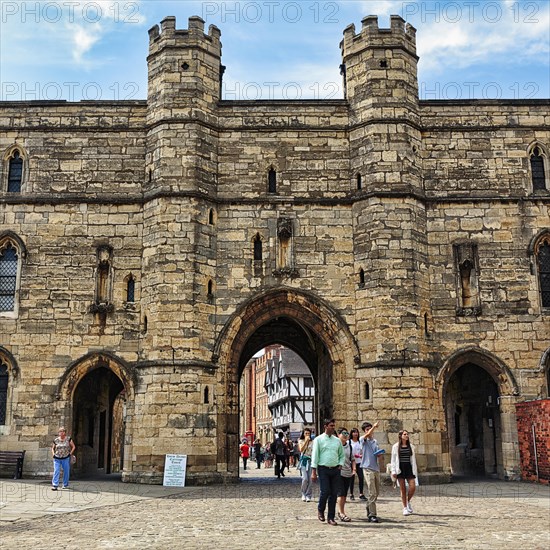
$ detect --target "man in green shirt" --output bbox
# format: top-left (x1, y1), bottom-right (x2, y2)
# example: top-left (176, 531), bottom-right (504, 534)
top-left (311, 418), bottom-right (345, 525)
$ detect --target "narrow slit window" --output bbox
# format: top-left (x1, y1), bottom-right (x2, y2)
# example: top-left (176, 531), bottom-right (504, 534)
top-left (530, 146), bottom-right (546, 191)
top-left (253, 234), bottom-right (263, 261)
top-left (207, 280), bottom-right (214, 296)
top-left (204, 386), bottom-right (209, 404)
top-left (356, 173), bottom-right (362, 190)
top-left (7, 151), bottom-right (23, 193)
top-left (364, 382), bottom-right (370, 400)
top-left (126, 276), bottom-right (135, 303)
top-left (359, 268), bottom-right (365, 286)
top-left (208, 209), bottom-right (215, 225)
top-left (268, 167), bottom-right (277, 194)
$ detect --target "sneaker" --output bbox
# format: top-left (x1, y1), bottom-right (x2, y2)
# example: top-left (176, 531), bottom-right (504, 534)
top-left (302, 495), bottom-right (306, 502)
top-left (359, 495), bottom-right (367, 501)
top-left (51, 486), bottom-right (58, 491)
top-left (62, 486), bottom-right (70, 490)
top-left (407, 502), bottom-right (413, 513)
top-left (350, 494), bottom-right (355, 501)
top-left (403, 507), bottom-right (411, 516)
top-left (305, 497), bottom-right (311, 502)
top-left (369, 516), bottom-right (380, 523)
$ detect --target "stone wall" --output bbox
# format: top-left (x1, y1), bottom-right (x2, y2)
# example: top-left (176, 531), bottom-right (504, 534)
top-left (0, 15), bottom-right (548, 484)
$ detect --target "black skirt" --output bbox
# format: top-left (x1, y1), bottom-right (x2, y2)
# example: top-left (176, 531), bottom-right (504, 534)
top-left (397, 462), bottom-right (415, 480)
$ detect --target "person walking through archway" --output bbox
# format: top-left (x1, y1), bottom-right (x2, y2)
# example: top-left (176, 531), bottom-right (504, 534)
top-left (51, 426), bottom-right (76, 490)
top-left (311, 418), bottom-right (345, 526)
top-left (298, 428), bottom-right (314, 502)
top-left (272, 432), bottom-right (286, 478)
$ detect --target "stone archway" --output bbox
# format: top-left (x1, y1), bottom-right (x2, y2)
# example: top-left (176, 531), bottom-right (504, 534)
top-left (437, 347), bottom-right (520, 479)
top-left (213, 287), bottom-right (360, 478)
top-left (56, 353), bottom-right (136, 477)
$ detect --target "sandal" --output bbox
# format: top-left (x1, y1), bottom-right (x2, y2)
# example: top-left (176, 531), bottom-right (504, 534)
top-left (338, 513), bottom-right (351, 522)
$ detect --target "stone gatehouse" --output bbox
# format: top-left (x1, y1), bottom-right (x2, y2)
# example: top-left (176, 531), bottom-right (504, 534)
top-left (0, 14), bottom-right (549, 484)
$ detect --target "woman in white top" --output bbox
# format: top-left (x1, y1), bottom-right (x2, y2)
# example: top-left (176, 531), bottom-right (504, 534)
top-left (298, 428), bottom-right (315, 502)
top-left (390, 430), bottom-right (419, 516)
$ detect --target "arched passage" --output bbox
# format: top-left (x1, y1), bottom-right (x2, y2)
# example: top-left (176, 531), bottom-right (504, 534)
top-left (56, 353), bottom-right (136, 477)
top-left (213, 287), bottom-right (360, 477)
top-left (438, 348), bottom-right (519, 479)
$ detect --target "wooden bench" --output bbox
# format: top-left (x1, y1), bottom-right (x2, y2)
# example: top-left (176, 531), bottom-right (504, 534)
top-left (0, 450), bottom-right (25, 479)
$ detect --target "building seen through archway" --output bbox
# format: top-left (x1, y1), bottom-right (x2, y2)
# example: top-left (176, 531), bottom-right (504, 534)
top-left (240, 345), bottom-right (316, 447)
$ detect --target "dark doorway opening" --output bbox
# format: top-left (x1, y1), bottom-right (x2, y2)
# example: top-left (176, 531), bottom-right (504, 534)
top-left (72, 367), bottom-right (126, 476)
top-left (445, 363), bottom-right (501, 477)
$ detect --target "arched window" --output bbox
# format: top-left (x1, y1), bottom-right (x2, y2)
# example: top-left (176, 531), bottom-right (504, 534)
top-left (253, 233), bottom-right (263, 261)
top-left (208, 209), bottom-right (215, 225)
top-left (0, 244), bottom-right (18, 312)
top-left (356, 173), bottom-right (362, 190)
top-left (364, 381), bottom-right (370, 400)
top-left (207, 280), bottom-right (214, 297)
top-left (530, 145), bottom-right (547, 191)
top-left (7, 150), bottom-right (23, 193)
top-left (0, 361), bottom-right (8, 425)
top-left (126, 276), bottom-right (135, 303)
top-left (268, 167), bottom-right (276, 194)
top-left (536, 235), bottom-right (550, 308)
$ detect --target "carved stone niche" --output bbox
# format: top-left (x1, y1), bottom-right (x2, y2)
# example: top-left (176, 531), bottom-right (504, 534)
top-left (273, 218), bottom-right (298, 278)
top-left (277, 218), bottom-right (293, 239)
top-left (453, 242), bottom-right (481, 317)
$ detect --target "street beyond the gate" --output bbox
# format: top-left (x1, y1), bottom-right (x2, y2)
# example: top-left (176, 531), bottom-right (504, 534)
top-left (1, 466), bottom-right (548, 550)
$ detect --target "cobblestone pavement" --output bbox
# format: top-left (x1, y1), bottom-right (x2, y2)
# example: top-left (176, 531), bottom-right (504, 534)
top-left (1, 466), bottom-right (549, 550)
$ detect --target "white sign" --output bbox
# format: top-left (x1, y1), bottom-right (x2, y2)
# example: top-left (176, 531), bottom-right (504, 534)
top-left (163, 454), bottom-right (187, 487)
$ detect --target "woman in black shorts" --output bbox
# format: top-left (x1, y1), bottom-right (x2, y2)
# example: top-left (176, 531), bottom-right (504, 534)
top-left (390, 430), bottom-right (418, 516)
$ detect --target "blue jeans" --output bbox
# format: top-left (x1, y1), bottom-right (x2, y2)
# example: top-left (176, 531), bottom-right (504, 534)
top-left (53, 457), bottom-right (70, 487)
top-left (317, 466), bottom-right (341, 520)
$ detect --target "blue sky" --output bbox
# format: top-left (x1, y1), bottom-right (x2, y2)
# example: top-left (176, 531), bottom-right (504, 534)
top-left (1, 1), bottom-right (548, 101)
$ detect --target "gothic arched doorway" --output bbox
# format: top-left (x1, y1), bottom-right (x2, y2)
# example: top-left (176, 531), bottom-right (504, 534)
top-left (56, 353), bottom-right (136, 477)
top-left (73, 367), bottom-right (125, 475)
top-left (439, 348), bottom-right (519, 479)
top-left (213, 288), bottom-right (360, 479)
top-left (445, 364), bottom-right (501, 476)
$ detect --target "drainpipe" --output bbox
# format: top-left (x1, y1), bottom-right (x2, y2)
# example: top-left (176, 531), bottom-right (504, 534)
top-left (532, 423), bottom-right (539, 482)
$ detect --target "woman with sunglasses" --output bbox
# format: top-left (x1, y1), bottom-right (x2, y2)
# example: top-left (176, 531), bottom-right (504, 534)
top-left (336, 427), bottom-right (355, 522)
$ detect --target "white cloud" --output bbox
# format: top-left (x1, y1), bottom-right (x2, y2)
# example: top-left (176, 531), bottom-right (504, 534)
top-left (415, 2), bottom-right (550, 74)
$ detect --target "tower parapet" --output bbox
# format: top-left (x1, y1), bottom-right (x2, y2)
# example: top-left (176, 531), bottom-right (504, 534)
top-left (340, 15), bottom-right (418, 109)
top-left (147, 16), bottom-right (222, 124)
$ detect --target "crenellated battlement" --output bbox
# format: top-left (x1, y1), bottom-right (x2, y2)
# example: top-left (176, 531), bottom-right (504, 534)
top-left (148, 16), bottom-right (222, 58)
top-left (340, 15), bottom-right (416, 60)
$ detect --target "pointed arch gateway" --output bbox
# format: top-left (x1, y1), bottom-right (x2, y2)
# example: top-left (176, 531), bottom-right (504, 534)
top-left (437, 347), bottom-right (520, 479)
top-left (212, 287), bottom-right (360, 476)
top-left (56, 352), bottom-right (137, 478)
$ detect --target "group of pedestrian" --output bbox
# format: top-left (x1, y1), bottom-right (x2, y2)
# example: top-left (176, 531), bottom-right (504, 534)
top-left (301, 418), bottom-right (418, 526)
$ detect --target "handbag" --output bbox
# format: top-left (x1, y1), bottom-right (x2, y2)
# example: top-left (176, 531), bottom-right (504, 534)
top-left (70, 455), bottom-right (76, 465)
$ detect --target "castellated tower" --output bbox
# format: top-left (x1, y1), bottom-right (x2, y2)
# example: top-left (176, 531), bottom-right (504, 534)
top-left (344, 17), bottom-right (435, 437)
top-left (134, 17), bottom-right (221, 479)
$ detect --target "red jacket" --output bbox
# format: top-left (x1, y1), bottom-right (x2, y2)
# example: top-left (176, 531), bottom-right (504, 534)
top-left (240, 443), bottom-right (250, 458)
